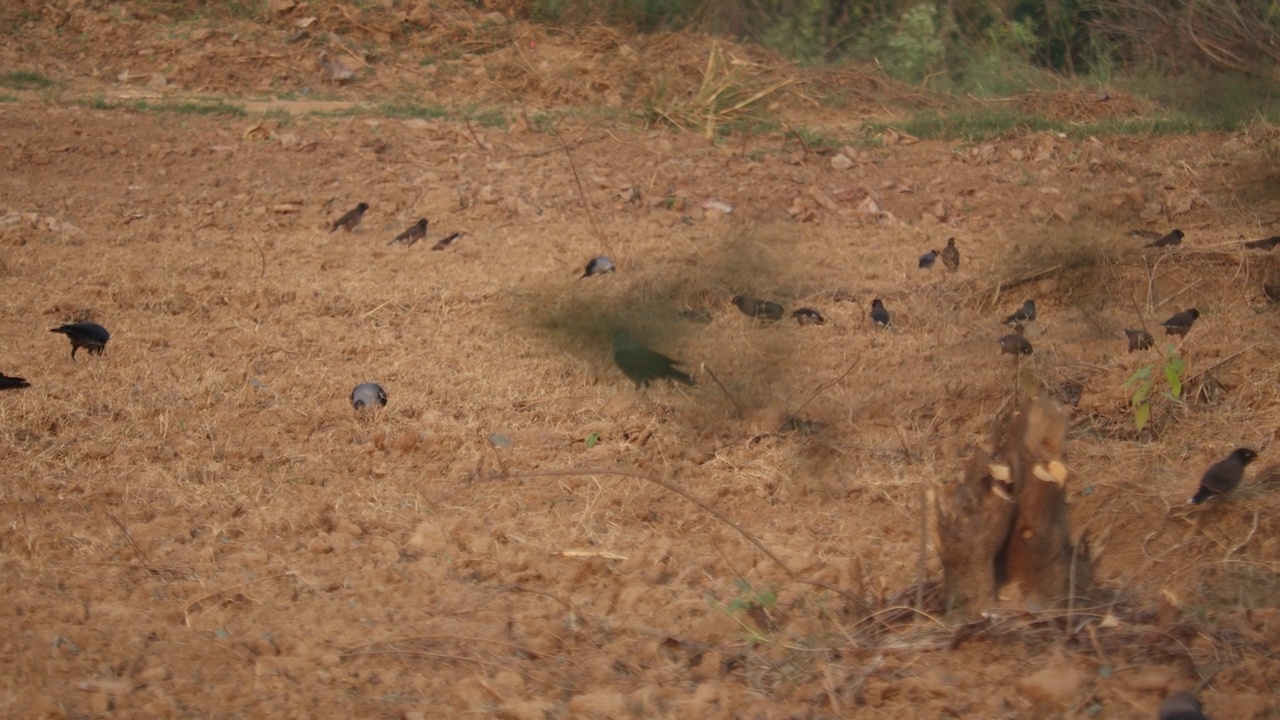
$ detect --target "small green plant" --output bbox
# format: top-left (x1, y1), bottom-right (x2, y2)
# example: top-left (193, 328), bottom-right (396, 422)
top-left (1123, 344), bottom-right (1185, 432)
top-left (721, 579), bottom-right (777, 641)
top-left (584, 432), bottom-right (600, 448)
top-left (0, 71), bottom-right (54, 90)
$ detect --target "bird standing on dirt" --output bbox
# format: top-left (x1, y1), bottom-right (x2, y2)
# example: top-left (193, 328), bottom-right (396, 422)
top-left (580, 256), bottom-right (616, 278)
top-left (791, 308), bottom-right (826, 325)
top-left (330, 202), bottom-right (369, 233)
top-left (918, 249), bottom-right (940, 269)
top-left (940, 237), bottom-right (960, 270)
top-left (732, 295), bottom-right (784, 322)
top-left (870, 299), bottom-right (891, 327)
top-left (1157, 690), bottom-right (1209, 720)
top-left (1161, 308), bottom-right (1200, 336)
top-left (1124, 328), bottom-right (1155, 352)
top-left (998, 333), bottom-right (1033, 356)
top-left (350, 382), bottom-right (388, 410)
top-left (318, 51), bottom-right (355, 83)
top-left (612, 330), bottom-right (694, 388)
top-left (389, 219), bottom-right (428, 247)
top-left (1189, 447), bottom-right (1257, 505)
top-left (1144, 229), bottom-right (1184, 249)
top-left (0, 372), bottom-right (30, 389)
top-left (1003, 300), bottom-right (1036, 324)
top-left (51, 322), bottom-right (110, 359)
top-left (1244, 236), bottom-right (1280, 250)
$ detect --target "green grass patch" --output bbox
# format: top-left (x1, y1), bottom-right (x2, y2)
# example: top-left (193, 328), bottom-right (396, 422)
top-left (78, 96), bottom-right (247, 117)
top-left (377, 102), bottom-right (449, 120)
top-left (863, 109), bottom-right (1223, 142)
top-left (0, 94), bottom-right (17, 103)
top-left (0, 71), bottom-right (55, 90)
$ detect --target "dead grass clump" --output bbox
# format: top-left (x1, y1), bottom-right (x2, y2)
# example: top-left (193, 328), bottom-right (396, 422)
top-left (1016, 88), bottom-right (1158, 123)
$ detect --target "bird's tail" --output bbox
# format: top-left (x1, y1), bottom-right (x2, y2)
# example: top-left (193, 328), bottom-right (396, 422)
top-left (1189, 486), bottom-right (1214, 505)
top-left (0, 375), bottom-right (30, 389)
top-left (671, 369), bottom-right (695, 386)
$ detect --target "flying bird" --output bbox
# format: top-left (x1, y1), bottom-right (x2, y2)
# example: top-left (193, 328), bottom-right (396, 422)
top-left (791, 308), bottom-right (826, 325)
top-left (870, 298), bottom-right (891, 327)
top-left (1157, 690), bottom-right (1208, 720)
top-left (1004, 300), bottom-right (1036, 324)
top-left (1144, 229), bottom-right (1184, 248)
top-left (51, 322), bottom-right (110, 359)
top-left (940, 237), bottom-right (960, 270)
top-left (612, 330), bottom-right (694, 388)
top-left (998, 334), bottom-right (1033, 356)
top-left (732, 295), bottom-right (784, 322)
top-left (1124, 328), bottom-right (1155, 352)
top-left (388, 219), bottom-right (428, 247)
top-left (918, 249), bottom-right (940, 269)
top-left (1162, 308), bottom-right (1200, 336)
top-left (329, 202), bottom-right (369, 233)
top-left (1190, 447), bottom-right (1257, 504)
top-left (0, 372), bottom-right (30, 389)
top-left (431, 231), bottom-right (463, 251)
top-left (1244, 236), bottom-right (1280, 250)
top-left (350, 382), bottom-right (388, 410)
top-left (580, 256), bottom-right (616, 278)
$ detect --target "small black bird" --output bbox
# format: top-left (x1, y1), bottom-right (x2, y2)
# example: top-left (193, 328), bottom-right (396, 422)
top-left (350, 382), bottom-right (388, 409)
top-left (791, 308), bottom-right (826, 325)
top-left (998, 334), bottom-right (1033, 356)
top-left (1162, 308), bottom-right (1200, 336)
top-left (431, 231), bottom-right (463, 251)
top-left (918, 249), bottom-right (940, 269)
top-left (870, 298), bottom-right (890, 327)
top-left (1124, 328), bottom-right (1155, 352)
top-left (1244, 236), bottom-right (1280, 250)
top-left (678, 307), bottom-right (713, 323)
top-left (732, 295), bottom-right (784, 322)
top-left (1157, 690), bottom-right (1208, 720)
top-left (580, 256), bottom-right (616, 278)
top-left (1145, 229), bottom-right (1184, 248)
top-left (330, 202), bottom-right (369, 233)
top-left (940, 237), bottom-right (960, 270)
top-left (51, 322), bottom-right (110, 359)
top-left (0, 372), bottom-right (30, 389)
top-left (389, 219), bottom-right (428, 247)
top-left (612, 330), bottom-right (694, 388)
top-left (1190, 447), bottom-right (1257, 504)
top-left (1004, 300), bottom-right (1036, 324)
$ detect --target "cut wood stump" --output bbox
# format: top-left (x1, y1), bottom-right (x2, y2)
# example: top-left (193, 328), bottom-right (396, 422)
top-left (933, 395), bottom-right (1092, 619)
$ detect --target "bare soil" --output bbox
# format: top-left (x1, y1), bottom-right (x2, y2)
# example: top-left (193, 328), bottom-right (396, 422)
top-left (3, 2), bottom-right (1280, 718)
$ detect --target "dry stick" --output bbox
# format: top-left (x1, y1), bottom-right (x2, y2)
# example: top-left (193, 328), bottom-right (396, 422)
top-left (183, 571), bottom-right (298, 620)
top-left (250, 235), bottom-right (266, 278)
top-left (500, 468), bottom-right (864, 607)
top-left (789, 354), bottom-right (861, 420)
top-left (462, 120), bottom-right (485, 151)
top-left (701, 364), bottom-right (744, 418)
top-left (783, 124), bottom-right (811, 162)
top-left (1128, 290), bottom-right (1149, 333)
top-left (106, 512), bottom-right (151, 566)
top-left (344, 634), bottom-right (542, 657)
top-left (1183, 343), bottom-right (1257, 385)
top-left (916, 474), bottom-right (928, 622)
top-left (554, 126), bottom-right (612, 259)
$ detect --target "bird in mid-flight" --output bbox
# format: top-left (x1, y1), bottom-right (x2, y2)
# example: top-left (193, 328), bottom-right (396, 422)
top-left (51, 322), bottom-right (110, 359)
top-left (1162, 308), bottom-right (1199, 336)
top-left (1190, 447), bottom-right (1257, 504)
top-left (870, 299), bottom-right (890, 327)
top-left (940, 237), bottom-right (960, 270)
top-left (1004, 299), bottom-right (1036, 324)
top-left (612, 330), bottom-right (694, 388)
top-left (330, 202), bottom-right (369, 233)
top-left (1144, 229), bottom-right (1184, 248)
top-left (389, 219), bottom-right (428, 247)
top-left (1124, 328), bottom-right (1154, 352)
top-left (0, 372), bottom-right (30, 389)
top-left (791, 308), bottom-right (826, 325)
top-left (580, 256), bottom-right (616, 278)
top-left (918, 249), bottom-right (939, 269)
top-left (350, 382), bottom-right (388, 409)
top-left (732, 295), bottom-right (784, 322)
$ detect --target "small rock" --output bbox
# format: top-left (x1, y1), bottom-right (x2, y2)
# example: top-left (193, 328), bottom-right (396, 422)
top-left (830, 153), bottom-right (854, 170)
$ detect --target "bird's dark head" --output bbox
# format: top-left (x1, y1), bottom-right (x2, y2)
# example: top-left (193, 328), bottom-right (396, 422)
top-left (947, 237), bottom-right (957, 247)
top-left (416, 219), bottom-right (428, 229)
top-left (871, 298), bottom-right (884, 309)
top-left (1187, 308), bottom-right (1200, 319)
top-left (612, 329), bottom-right (635, 350)
top-left (357, 202), bottom-right (369, 212)
top-left (730, 295), bottom-right (745, 308)
top-left (1024, 299), bottom-right (1035, 309)
top-left (1233, 448), bottom-right (1259, 465)
top-left (1172, 229), bottom-right (1185, 240)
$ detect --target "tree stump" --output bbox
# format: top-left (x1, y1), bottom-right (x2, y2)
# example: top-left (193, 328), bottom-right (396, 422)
top-left (933, 395), bottom-right (1092, 619)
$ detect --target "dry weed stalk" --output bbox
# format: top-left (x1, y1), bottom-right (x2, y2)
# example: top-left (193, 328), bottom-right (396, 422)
top-left (648, 41), bottom-right (793, 142)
